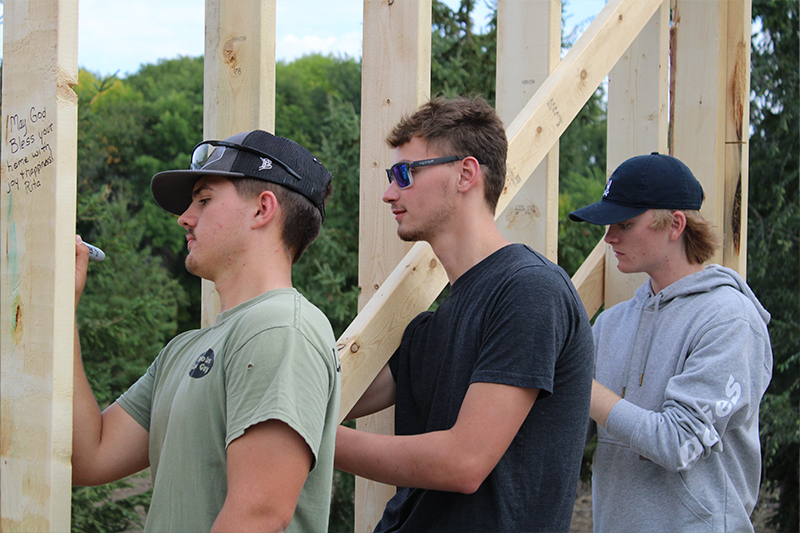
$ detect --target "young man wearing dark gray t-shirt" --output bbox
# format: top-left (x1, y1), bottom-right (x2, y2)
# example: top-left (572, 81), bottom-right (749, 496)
top-left (335, 96), bottom-right (593, 532)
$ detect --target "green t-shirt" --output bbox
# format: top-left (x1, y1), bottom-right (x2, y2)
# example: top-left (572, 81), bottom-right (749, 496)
top-left (117, 288), bottom-right (341, 532)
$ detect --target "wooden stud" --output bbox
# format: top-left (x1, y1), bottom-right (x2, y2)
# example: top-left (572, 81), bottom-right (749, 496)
top-left (200, 0), bottom-right (277, 326)
top-left (0, 0), bottom-right (79, 530)
top-left (495, 0), bottom-right (561, 260)
top-left (722, 0), bottom-right (751, 276)
top-left (603, 0), bottom-right (669, 306)
top-left (355, 2), bottom-right (433, 529)
top-left (671, 0), bottom-right (727, 266)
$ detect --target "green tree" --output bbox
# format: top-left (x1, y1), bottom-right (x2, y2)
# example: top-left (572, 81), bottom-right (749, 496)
top-left (432, 0), bottom-right (498, 102)
top-left (276, 54), bottom-right (362, 154)
top-left (76, 58), bottom-right (206, 333)
top-left (557, 81), bottom-right (608, 277)
top-left (748, 2), bottom-right (799, 531)
top-left (71, 479), bottom-right (151, 533)
top-left (292, 93), bottom-right (362, 337)
top-left (76, 187), bottom-right (185, 405)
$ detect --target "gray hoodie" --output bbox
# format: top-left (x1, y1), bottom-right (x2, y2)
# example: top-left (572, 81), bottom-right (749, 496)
top-left (591, 265), bottom-right (772, 533)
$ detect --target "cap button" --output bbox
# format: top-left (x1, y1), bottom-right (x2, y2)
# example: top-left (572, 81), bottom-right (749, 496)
top-left (650, 151), bottom-right (659, 155)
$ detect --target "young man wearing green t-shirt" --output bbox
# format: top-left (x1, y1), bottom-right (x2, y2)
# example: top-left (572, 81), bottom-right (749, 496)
top-left (72, 130), bottom-right (341, 533)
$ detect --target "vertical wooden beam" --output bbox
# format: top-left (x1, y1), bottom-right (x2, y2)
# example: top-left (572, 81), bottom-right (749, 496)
top-left (495, 0), bottom-right (560, 260)
top-left (722, 0), bottom-right (751, 276)
top-left (200, 0), bottom-right (277, 326)
top-left (604, 0), bottom-right (669, 306)
top-left (355, 2), bottom-right (432, 529)
top-left (671, 0), bottom-right (727, 266)
top-left (0, 0), bottom-right (79, 530)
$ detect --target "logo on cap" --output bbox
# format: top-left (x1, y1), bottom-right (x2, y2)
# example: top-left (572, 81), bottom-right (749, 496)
top-left (603, 179), bottom-right (612, 198)
top-left (259, 158), bottom-right (273, 171)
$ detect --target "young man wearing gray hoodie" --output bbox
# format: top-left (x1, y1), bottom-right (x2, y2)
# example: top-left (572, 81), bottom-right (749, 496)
top-left (569, 152), bottom-right (773, 533)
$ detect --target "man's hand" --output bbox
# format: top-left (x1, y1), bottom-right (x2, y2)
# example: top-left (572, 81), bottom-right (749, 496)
top-left (75, 235), bottom-right (90, 309)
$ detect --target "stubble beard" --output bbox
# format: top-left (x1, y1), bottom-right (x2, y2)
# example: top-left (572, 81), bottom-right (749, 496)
top-left (396, 200), bottom-right (455, 243)
top-left (185, 253), bottom-right (202, 277)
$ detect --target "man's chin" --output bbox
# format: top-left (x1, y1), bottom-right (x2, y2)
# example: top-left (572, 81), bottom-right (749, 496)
top-left (397, 228), bottom-right (423, 243)
top-left (185, 257), bottom-right (202, 277)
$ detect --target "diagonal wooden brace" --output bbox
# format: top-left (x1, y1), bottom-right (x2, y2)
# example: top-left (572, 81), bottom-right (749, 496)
top-left (338, 0), bottom-right (664, 422)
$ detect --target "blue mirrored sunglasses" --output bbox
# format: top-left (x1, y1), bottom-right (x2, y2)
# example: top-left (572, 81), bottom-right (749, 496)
top-left (385, 155), bottom-right (468, 189)
top-left (191, 140), bottom-right (305, 182)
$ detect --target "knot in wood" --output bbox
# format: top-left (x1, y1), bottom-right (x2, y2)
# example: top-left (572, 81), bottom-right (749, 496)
top-left (350, 342), bottom-right (360, 353)
top-left (429, 258), bottom-right (438, 270)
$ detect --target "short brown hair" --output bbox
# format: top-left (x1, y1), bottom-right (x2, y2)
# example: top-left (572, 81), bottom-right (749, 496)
top-left (386, 96), bottom-right (508, 213)
top-left (232, 177), bottom-right (333, 264)
top-left (650, 209), bottom-right (719, 264)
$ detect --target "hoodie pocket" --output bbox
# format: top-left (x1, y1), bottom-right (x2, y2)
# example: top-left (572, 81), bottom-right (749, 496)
top-left (666, 470), bottom-right (716, 532)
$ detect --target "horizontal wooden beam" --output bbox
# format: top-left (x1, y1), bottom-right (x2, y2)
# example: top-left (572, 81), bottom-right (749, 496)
top-left (338, 0), bottom-right (663, 422)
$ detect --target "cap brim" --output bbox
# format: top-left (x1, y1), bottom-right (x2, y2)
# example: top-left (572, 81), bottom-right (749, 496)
top-left (568, 200), bottom-right (649, 225)
top-left (150, 169), bottom-right (245, 216)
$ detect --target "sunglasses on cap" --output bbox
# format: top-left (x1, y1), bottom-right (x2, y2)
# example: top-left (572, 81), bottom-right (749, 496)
top-left (385, 155), bottom-right (469, 189)
top-left (191, 140), bottom-right (305, 182)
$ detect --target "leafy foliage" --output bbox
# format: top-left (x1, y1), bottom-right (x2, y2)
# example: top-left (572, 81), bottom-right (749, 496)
top-left (557, 83), bottom-right (608, 277)
top-left (432, 0), bottom-right (498, 103)
top-left (71, 479), bottom-right (151, 533)
top-left (275, 57), bottom-right (363, 337)
top-left (76, 187), bottom-right (185, 406)
top-left (748, 2), bottom-right (799, 530)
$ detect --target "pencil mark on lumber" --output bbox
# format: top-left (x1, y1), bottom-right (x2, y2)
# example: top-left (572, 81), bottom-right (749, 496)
top-left (546, 99), bottom-right (563, 127)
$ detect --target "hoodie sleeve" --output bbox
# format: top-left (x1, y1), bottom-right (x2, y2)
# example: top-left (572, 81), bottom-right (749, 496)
top-left (604, 311), bottom-right (771, 472)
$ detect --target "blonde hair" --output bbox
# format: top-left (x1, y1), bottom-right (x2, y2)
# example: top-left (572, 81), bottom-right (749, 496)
top-left (650, 209), bottom-right (720, 264)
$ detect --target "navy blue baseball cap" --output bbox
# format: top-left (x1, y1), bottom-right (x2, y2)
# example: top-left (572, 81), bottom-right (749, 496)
top-left (151, 130), bottom-right (332, 222)
top-left (568, 152), bottom-right (704, 225)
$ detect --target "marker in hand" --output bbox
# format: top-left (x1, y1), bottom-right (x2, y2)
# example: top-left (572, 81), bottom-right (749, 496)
top-left (84, 242), bottom-right (106, 262)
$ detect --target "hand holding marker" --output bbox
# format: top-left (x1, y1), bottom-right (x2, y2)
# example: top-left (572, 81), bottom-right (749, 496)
top-left (84, 242), bottom-right (106, 261)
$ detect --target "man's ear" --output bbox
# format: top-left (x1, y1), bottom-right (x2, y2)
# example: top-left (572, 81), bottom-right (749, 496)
top-left (669, 210), bottom-right (688, 242)
top-left (456, 156), bottom-right (482, 193)
top-left (252, 190), bottom-right (279, 229)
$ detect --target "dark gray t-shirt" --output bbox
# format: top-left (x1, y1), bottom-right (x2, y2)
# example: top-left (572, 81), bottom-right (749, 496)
top-left (380, 244), bottom-right (593, 533)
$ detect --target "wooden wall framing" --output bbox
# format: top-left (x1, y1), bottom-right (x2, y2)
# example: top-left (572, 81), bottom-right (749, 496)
top-left (0, 0), bottom-right (751, 529)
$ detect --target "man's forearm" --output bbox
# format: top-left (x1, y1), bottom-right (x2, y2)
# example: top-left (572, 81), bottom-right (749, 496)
top-left (335, 425), bottom-right (486, 494)
top-left (72, 324), bottom-right (150, 485)
top-left (71, 323), bottom-right (105, 481)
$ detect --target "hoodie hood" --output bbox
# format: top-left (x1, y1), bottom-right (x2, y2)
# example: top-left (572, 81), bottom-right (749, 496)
top-left (635, 264), bottom-right (771, 326)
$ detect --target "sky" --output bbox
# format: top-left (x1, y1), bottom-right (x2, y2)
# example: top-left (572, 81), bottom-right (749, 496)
top-left (0, 0), bottom-right (607, 78)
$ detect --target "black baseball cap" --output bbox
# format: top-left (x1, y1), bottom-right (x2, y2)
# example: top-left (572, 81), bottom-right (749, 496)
top-left (151, 130), bottom-right (332, 221)
top-left (568, 152), bottom-right (704, 225)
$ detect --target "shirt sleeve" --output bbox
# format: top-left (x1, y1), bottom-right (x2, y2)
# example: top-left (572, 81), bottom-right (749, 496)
top-left (471, 267), bottom-right (578, 397)
top-left (223, 326), bottom-right (333, 469)
top-left (605, 315), bottom-right (770, 472)
top-left (116, 355), bottom-right (159, 431)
